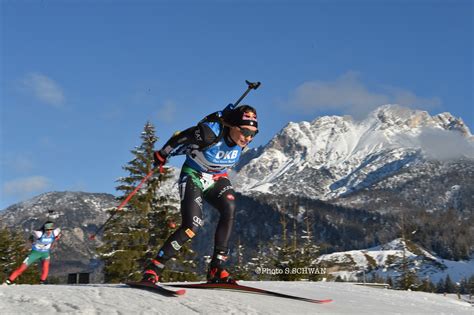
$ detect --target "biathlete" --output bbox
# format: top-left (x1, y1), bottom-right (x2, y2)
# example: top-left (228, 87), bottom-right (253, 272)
top-left (5, 221), bottom-right (61, 285)
top-left (142, 104), bottom-right (258, 284)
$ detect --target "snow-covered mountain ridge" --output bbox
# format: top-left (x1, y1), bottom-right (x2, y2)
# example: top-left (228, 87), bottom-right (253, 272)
top-left (233, 105), bottom-right (473, 211)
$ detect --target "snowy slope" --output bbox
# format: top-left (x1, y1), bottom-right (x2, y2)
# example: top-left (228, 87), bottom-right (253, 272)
top-left (0, 282), bottom-right (471, 314)
top-left (316, 239), bottom-right (474, 283)
top-left (232, 105), bottom-right (473, 207)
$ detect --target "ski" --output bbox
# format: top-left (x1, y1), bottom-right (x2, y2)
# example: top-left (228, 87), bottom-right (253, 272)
top-left (168, 282), bottom-right (332, 304)
top-left (126, 281), bottom-right (186, 296)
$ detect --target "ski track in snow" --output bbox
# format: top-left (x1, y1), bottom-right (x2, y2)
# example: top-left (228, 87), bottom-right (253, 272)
top-left (0, 282), bottom-right (472, 315)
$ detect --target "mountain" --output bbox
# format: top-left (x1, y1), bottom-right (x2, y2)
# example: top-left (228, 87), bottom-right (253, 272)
top-left (230, 105), bottom-right (474, 261)
top-left (0, 188), bottom-right (399, 281)
top-left (332, 159), bottom-right (474, 214)
top-left (0, 191), bottom-right (118, 281)
top-left (315, 238), bottom-right (474, 284)
top-left (1, 105), bottom-right (473, 281)
top-left (2, 190), bottom-right (472, 285)
top-left (232, 105), bottom-right (474, 214)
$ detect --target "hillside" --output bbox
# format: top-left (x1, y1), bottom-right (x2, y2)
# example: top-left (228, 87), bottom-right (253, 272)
top-left (316, 239), bottom-right (474, 283)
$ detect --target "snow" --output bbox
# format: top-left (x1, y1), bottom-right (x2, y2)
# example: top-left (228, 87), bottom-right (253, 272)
top-left (1, 282), bottom-right (471, 314)
top-left (316, 239), bottom-right (474, 283)
top-left (440, 259), bottom-right (474, 283)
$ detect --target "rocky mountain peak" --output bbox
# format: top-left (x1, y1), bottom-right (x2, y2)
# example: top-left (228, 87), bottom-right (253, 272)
top-left (233, 105), bottom-right (473, 205)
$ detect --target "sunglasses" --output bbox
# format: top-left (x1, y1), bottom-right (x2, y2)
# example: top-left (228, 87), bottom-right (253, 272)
top-left (237, 127), bottom-right (258, 138)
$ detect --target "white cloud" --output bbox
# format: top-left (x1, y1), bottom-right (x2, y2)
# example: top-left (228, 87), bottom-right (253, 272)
top-left (156, 100), bottom-right (177, 123)
top-left (3, 176), bottom-right (52, 197)
top-left (285, 72), bottom-right (441, 119)
top-left (22, 73), bottom-right (65, 107)
top-left (383, 86), bottom-right (441, 109)
top-left (415, 127), bottom-right (474, 160)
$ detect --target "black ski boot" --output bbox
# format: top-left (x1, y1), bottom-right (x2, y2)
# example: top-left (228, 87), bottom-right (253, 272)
top-left (142, 259), bottom-right (165, 284)
top-left (207, 249), bottom-right (236, 284)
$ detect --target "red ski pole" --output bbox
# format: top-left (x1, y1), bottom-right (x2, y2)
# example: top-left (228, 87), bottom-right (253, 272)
top-left (89, 167), bottom-right (159, 240)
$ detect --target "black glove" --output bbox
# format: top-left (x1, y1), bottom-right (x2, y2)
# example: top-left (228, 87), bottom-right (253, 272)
top-left (153, 150), bottom-right (167, 169)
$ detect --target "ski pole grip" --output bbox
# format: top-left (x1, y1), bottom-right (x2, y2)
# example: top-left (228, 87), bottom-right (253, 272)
top-left (234, 80), bottom-right (261, 107)
top-left (246, 80), bottom-right (261, 90)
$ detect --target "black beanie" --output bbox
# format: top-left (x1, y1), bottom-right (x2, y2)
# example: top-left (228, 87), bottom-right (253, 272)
top-left (225, 105), bottom-right (258, 128)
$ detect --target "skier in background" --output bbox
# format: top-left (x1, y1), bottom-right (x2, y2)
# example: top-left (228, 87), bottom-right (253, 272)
top-left (142, 104), bottom-right (258, 284)
top-left (4, 221), bottom-right (61, 285)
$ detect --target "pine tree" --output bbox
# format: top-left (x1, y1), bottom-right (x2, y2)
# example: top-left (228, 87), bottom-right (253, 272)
top-left (444, 274), bottom-right (456, 293)
top-left (244, 206), bottom-right (321, 282)
top-left (0, 228), bottom-right (40, 284)
top-left (467, 275), bottom-right (474, 298)
top-left (272, 206), bottom-right (321, 281)
top-left (419, 277), bottom-right (435, 293)
top-left (396, 213), bottom-right (420, 290)
top-left (250, 242), bottom-right (276, 281)
top-left (273, 207), bottom-right (293, 281)
top-left (300, 208), bottom-right (322, 281)
top-left (458, 278), bottom-right (468, 295)
top-left (232, 237), bottom-right (252, 280)
top-left (436, 278), bottom-right (445, 293)
top-left (98, 207), bottom-right (145, 283)
top-left (397, 257), bottom-right (419, 290)
top-left (98, 121), bottom-right (196, 283)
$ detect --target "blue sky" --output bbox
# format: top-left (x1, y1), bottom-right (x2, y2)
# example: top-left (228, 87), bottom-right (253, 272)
top-left (1, 0), bottom-right (472, 209)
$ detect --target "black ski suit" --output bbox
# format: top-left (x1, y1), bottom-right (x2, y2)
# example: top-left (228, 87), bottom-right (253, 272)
top-left (154, 121), bottom-right (242, 266)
